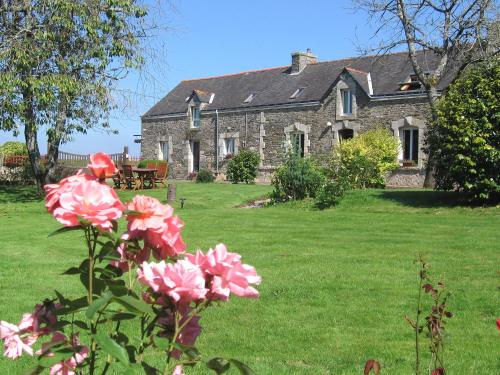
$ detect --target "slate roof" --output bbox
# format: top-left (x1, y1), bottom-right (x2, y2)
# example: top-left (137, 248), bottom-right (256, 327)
top-left (143, 50), bottom-right (453, 117)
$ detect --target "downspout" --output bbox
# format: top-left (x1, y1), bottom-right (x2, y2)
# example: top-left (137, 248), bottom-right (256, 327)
top-left (215, 109), bottom-right (219, 173)
top-left (244, 113), bottom-right (248, 148)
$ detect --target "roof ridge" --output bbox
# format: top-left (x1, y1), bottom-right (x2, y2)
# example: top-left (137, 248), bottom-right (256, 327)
top-left (180, 49), bottom-right (427, 83)
top-left (182, 65), bottom-right (289, 82)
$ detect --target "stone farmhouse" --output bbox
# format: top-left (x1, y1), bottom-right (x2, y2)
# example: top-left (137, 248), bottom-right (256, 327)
top-left (141, 49), bottom-right (453, 186)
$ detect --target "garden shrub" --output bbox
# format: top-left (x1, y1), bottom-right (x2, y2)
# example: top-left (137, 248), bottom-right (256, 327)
top-left (196, 168), bottom-right (215, 183)
top-left (137, 159), bottom-right (159, 168)
top-left (314, 170), bottom-right (351, 209)
top-left (330, 127), bottom-right (399, 189)
top-left (0, 141), bottom-right (27, 156)
top-left (271, 153), bottom-right (325, 202)
top-left (428, 59), bottom-right (499, 203)
top-left (226, 149), bottom-right (260, 184)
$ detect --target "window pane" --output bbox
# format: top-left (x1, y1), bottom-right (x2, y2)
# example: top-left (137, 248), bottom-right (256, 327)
top-left (404, 130), bottom-right (411, 160)
top-left (412, 129), bottom-right (419, 162)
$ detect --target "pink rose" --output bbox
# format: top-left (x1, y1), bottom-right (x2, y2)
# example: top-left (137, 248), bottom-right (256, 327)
top-left (126, 195), bottom-right (173, 232)
top-left (137, 260), bottom-right (208, 305)
top-left (0, 320), bottom-right (36, 359)
top-left (125, 198), bottom-right (186, 258)
top-left (186, 244), bottom-right (261, 301)
top-left (44, 170), bottom-right (94, 213)
top-left (87, 152), bottom-right (118, 180)
top-left (172, 365), bottom-right (185, 375)
top-left (44, 333), bottom-right (88, 375)
top-left (53, 180), bottom-right (125, 231)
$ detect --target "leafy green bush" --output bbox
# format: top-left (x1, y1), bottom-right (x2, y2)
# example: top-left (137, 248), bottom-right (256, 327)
top-left (315, 171), bottom-right (351, 209)
top-left (137, 159), bottom-right (158, 168)
top-left (226, 150), bottom-right (260, 184)
top-left (428, 60), bottom-right (499, 202)
top-left (196, 168), bottom-right (214, 183)
top-left (271, 153), bottom-right (325, 202)
top-left (0, 141), bottom-right (27, 156)
top-left (330, 127), bottom-right (399, 189)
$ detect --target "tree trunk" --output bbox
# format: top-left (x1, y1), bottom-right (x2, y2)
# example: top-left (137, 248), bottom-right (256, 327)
top-left (23, 87), bottom-right (46, 192)
top-left (46, 98), bottom-right (68, 183)
top-left (423, 87), bottom-right (440, 188)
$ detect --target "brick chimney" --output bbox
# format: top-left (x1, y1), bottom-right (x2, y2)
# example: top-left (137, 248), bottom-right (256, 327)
top-left (290, 49), bottom-right (317, 74)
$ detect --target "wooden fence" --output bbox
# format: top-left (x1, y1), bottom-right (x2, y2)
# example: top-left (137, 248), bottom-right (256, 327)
top-left (0, 147), bottom-right (142, 168)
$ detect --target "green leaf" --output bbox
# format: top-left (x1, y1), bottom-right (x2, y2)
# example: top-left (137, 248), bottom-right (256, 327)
top-left (94, 332), bottom-right (129, 365)
top-left (48, 225), bottom-right (82, 237)
top-left (112, 295), bottom-right (153, 315)
top-left (207, 357), bottom-right (231, 374)
top-left (38, 348), bottom-right (74, 367)
top-left (230, 359), bottom-right (256, 375)
top-left (86, 292), bottom-right (112, 319)
top-left (62, 267), bottom-right (80, 275)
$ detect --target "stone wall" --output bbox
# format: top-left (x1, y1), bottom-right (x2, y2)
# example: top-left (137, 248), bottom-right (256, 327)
top-left (142, 77), bottom-right (432, 186)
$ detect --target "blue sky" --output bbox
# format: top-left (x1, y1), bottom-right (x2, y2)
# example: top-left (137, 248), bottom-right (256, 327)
top-left (0, 0), bottom-right (387, 156)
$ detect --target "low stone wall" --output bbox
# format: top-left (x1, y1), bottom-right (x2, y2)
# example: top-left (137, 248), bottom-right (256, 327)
top-left (386, 167), bottom-right (426, 188)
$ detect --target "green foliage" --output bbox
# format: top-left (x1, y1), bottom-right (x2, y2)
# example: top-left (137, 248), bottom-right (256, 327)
top-left (314, 171), bottom-right (350, 209)
top-left (330, 127), bottom-right (399, 189)
top-left (271, 153), bottom-right (325, 202)
top-left (227, 150), bottom-right (260, 184)
top-left (0, 0), bottom-right (149, 187)
top-left (429, 60), bottom-right (500, 202)
top-left (137, 159), bottom-right (158, 168)
top-left (0, 141), bottom-right (27, 156)
top-left (196, 169), bottom-right (215, 183)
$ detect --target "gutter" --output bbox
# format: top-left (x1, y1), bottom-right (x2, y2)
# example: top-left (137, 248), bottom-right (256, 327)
top-left (215, 109), bottom-right (219, 173)
top-left (142, 101), bottom-right (322, 120)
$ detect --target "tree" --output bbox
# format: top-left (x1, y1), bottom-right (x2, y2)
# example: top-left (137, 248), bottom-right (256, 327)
top-left (430, 59), bottom-right (499, 202)
top-left (0, 0), bottom-right (150, 190)
top-left (354, 0), bottom-right (498, 187)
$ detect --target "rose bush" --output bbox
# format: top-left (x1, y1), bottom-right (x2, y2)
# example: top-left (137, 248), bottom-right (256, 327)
top-left (0, 152), bottom-right (260, 375)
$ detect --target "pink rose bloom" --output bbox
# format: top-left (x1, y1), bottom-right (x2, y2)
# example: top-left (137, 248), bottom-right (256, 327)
top-left (144, 215), bottom-right (187, 259)
top-left (111, 235), bottom-right (151, 273)
top-left (172, 365), bottom-right (185, 375)
top-left (87, 152), bottom-right (118, 180)
top-left (53, 180), bottom-right (125, 231)
top-left (126, 195), bottom-right (173, 232)
top-left (125, 198), bottom-right (186, 258)
top-left (44, 170), bottom-right (94, 213)
top-left (0, 320), bottom-right (36, 359)
top-left (137, 260), bottom-right (208, 304)
top-left (186, 244), bottom-right (261, 301)
top-left (47, 333), bottom-right (88, 375)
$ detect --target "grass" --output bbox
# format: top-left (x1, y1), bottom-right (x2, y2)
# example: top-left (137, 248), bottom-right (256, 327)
top-left (0, 182), bottom-right (499, 374)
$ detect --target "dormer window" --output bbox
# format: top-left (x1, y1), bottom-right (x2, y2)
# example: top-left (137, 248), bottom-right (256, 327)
top-left (191, 106), bottom-right (201, 128)
top-left (290, 87), bottom-right (305, 99)
top-left (341, 89), bottom-right (353, 115)
top-left (243, 93), bottom-right (256, 104)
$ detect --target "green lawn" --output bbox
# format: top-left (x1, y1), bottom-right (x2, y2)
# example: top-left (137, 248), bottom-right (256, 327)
top-left (0, 183), bottom-right (498, 374)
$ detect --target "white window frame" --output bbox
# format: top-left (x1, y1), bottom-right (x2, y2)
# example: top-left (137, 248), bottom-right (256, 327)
top-left (191, 106), bottom-right (201, 128)
top-left (223, 138), bottom-right (236, 156)
top-left (158, 141), bottom-right (169, 162)
top-left (341, 89), bottom-right (353, 115)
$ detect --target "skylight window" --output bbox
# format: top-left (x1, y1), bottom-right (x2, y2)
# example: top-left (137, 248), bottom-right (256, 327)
top-left (290, 87), bottom-right (305, 99)
top-left (243, 93), bottom-right (256, 103)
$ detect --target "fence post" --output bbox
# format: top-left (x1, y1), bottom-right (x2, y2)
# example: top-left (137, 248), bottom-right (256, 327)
top-left (122, 146), bottom-right (129, 165)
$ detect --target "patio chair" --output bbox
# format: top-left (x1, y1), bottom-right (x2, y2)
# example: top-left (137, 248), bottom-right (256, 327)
top-left (155, 162), bottom-right (168, 188)
top-left (112, 171), bottom-right (122, 189)
top-left (121, 164), bottom-right (139, 190)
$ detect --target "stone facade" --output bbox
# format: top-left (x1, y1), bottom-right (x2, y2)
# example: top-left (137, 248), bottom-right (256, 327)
top-left (142, 72), bottom-right (432, 186)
